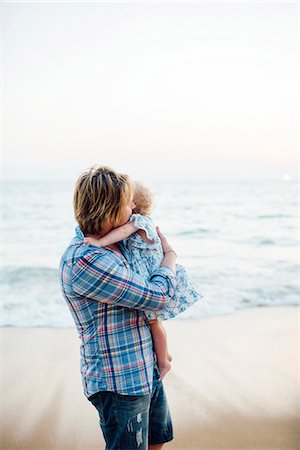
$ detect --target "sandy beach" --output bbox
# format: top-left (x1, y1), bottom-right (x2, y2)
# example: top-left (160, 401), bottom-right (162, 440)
top-left (1, 306), bottom-right (299, 450)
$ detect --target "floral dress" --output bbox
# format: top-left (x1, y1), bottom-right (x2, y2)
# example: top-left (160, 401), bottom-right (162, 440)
top-left (122, 214), bottom-right (203, 320)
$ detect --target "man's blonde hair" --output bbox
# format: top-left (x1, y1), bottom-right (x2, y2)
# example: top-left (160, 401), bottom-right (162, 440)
top-left (133, 182), bottom-right (154, 216)
top-left (74, 166), bottom-right (133, 235)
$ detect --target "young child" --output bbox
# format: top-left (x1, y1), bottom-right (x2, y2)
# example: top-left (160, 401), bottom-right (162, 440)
top-left (84, 182), bottom-right (203, 379)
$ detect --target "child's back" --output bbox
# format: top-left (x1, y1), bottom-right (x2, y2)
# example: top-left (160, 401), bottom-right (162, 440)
top-left (122, 213), bottom-right (164, 277)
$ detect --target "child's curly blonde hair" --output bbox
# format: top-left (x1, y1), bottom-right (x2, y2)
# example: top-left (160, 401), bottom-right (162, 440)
top-left (133, 182), bottom-right (154, 216)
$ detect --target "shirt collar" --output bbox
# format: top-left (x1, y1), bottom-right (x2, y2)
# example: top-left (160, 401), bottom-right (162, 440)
top-left (75, 226), bottom-right (84, 240)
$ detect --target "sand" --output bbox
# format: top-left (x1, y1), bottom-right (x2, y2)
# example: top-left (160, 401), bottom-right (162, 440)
top-left (1, 306), bottom-right (299, 450)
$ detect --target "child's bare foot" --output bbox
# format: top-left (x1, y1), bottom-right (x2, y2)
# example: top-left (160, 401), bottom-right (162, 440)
top-left (167, 353), bottom-right (172, 362)
top-left (158, 360), bottom-right (172, 380)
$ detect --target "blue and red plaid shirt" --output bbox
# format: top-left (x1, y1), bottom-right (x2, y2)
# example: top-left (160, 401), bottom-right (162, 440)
top-left (59, 226), bottom-right (176, 398)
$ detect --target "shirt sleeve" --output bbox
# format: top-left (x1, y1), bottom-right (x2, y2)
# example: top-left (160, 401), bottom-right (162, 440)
top-left (130, 214), bottom-right (159, 242)
top-left (71, 251), bottom-right (176, 311)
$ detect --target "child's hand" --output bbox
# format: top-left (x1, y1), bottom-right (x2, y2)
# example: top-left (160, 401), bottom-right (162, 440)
top-left (83, 237), bottom-right (99, 246)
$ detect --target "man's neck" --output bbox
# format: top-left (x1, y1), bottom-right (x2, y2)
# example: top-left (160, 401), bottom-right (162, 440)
top-left (86, 222), bottom-right (113, 240)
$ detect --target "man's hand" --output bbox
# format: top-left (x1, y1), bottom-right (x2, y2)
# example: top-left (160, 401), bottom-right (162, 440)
top-left (156, 227), bottom-right (177, 256)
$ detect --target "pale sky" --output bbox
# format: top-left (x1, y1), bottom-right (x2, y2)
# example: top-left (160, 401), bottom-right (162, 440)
top-left (2, 1), bottom-right (298, 181)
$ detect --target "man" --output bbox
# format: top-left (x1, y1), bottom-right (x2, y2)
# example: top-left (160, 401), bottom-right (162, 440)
top-left (60, 166), bottom-right (177, 449)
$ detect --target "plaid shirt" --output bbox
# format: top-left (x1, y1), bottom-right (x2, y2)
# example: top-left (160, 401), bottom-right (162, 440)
top-left (59, 226), bottom-right (176, 398)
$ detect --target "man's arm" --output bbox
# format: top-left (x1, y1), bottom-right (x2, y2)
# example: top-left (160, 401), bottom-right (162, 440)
top-left (71, 251), bottom-right (176, 312)
top-left (84, 222), bottom-right (138, 247)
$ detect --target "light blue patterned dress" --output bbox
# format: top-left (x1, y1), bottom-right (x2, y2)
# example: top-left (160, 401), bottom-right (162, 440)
top-left (122, 214), bottom-right (203, 321)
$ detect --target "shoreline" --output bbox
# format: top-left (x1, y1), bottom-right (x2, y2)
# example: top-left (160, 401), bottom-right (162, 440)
top-left (1, 306), bottom-right (299, 449)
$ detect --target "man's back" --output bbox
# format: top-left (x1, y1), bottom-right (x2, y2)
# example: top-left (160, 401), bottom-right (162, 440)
top-left (60, 226), bottom-right (175, 398)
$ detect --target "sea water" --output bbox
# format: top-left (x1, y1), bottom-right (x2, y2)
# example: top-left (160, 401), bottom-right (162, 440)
top-left (2, 178), bottom-right (298, 327)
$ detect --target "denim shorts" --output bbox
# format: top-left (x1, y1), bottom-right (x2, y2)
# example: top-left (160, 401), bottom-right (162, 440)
top-left (88, 369), bottom-right (173, 449)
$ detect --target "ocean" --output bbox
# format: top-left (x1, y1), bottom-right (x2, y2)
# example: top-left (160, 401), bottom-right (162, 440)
top-left (2, 178), bottom-right (298, 327)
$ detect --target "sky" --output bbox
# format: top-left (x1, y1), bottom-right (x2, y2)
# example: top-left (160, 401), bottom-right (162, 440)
top-left (2, 1), bottom-right (299, 181)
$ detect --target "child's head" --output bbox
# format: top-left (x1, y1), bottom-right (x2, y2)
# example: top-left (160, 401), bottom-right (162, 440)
top-left (133, 182), bottom-right (153, 216)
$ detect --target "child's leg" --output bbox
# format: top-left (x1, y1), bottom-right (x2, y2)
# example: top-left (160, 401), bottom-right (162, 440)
top-left (148, 319), bottom-right (172, 380)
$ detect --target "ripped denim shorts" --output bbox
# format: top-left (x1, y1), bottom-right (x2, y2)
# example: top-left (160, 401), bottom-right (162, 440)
top-left (88, 369), bottom-right (173, 449)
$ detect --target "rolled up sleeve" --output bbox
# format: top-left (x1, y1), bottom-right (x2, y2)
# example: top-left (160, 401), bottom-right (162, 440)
top-left (72, 252), bottom-right (176, 311)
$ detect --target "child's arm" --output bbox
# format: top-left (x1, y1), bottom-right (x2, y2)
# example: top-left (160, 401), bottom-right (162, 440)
top-left (84, 221), bottom-right (138, 247)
